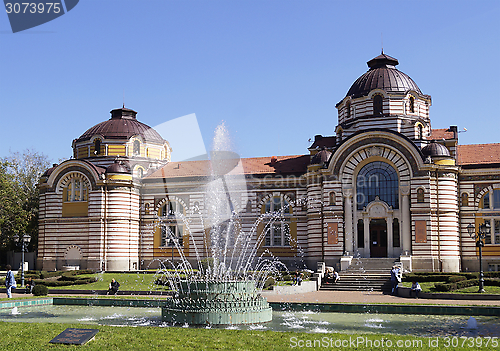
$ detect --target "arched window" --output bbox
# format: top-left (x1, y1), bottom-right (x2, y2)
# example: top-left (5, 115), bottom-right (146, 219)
top-left (161, 200), bottom-right (184, 217)
top-left (409, 96), bottom-right (415, 113)
top-left (159, 200), bottom-right (185, 248)
top-left (94, 139), bottom-right (101, 156)
top-left (482, 192), bottom-right (490, 209)
top-left (135, 167), bottom-right (144, 178)
top-left (461, 193), bottom-right (469, 207)
top-left (133, 140), bottom-right (141, 156)
top-left (356, 161), bottom-right (399, 210)
top-left (373, 95), bottom-right (383, 116)
top-left (64, 178), bottom-right (88, 202)
top-left (346, 101), bottom-right (351, 120)
top-left (417, 188), bottom-right (424, 203)
top-left (418, 124), bottom-right (423, 140)
top-left (337, 129), bottom-right (343, 143)
top-left (161, 225), bottom-right (184, 247)
top-left (263, 196), bottom-right (291, 247)
top-left (329, 192), bottom-right (336, 205)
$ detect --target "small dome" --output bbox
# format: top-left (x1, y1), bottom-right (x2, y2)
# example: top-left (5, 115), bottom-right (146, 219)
top-left (106, 160), bottom-right (131, 174)
top-left (345, 53), bottom-right (422, 99)
top-left (311, 148), bottom-right (332, 165)
top-left (75, 107), bottom-right (165, 144)
top-left (421, 140), bottom-right (450, 157)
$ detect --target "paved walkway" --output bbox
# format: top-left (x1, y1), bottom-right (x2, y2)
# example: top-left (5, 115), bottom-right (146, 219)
top-left (261, 290), bottom-right (500, 306)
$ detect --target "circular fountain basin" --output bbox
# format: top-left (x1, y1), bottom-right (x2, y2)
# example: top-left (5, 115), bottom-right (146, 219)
top-left (162, 280), bottom-right (272, 325)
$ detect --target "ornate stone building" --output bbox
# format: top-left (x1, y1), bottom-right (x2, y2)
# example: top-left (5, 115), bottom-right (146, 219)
top-left (38, 53), bottom-right (500, 272)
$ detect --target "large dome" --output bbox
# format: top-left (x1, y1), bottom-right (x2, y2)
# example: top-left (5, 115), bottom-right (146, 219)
top-left (346, 53), bottom-right (422, 99)
top-left (75, 107), bottom-right (165, 144)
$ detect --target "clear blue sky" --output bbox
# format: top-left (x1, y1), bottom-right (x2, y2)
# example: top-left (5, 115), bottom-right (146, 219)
top-left (1, 0), bottom-right (499, 163)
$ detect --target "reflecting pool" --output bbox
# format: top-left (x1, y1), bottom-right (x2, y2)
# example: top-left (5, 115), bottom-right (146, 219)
top-left (1, 305), bottom-right (499, 337)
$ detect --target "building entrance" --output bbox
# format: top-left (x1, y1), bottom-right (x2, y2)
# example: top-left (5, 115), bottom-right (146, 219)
top-left (370, 219), bottom-right (387, 257)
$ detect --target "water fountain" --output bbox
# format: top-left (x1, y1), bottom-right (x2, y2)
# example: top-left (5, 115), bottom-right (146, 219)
top-left (159, 123), bottom-right (286, 325)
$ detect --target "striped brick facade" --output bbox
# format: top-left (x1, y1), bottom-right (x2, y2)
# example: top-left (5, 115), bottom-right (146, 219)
top-left (37, 54), bottom-right (500, 273)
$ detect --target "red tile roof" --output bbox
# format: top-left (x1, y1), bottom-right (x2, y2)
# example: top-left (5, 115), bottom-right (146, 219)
top-left (146, 155), bottom-right (310, 179)
top-left (457, 144), bottom-right (500, 165)
top-left (429, 128), bottom-right (455, 140)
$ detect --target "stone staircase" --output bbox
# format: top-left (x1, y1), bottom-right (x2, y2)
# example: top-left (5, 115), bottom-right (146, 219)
top-left (320, 258), bottom-right (398, 292)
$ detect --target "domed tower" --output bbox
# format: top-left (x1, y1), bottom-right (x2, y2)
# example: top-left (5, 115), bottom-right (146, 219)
top-left (38, 106), bottom-right (173, 272)
top-left (72, 107), bottom-right (172, 178)
top-left (335, 53), bottom-right (432, 147)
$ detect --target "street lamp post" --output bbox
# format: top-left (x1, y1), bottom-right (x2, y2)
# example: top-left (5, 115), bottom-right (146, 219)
top-left (467, 222), bottom-right (490, 293)
top-left (13, 233), bottom-right (31, 288)
top-left (169, 238), bottom-right (175, 262)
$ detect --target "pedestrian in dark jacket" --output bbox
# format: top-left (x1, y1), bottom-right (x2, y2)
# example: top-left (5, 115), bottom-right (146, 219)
top-left (5, 265), bottom-right (16, 298)
top-left (107, 278), bottom-right (120, 295)
top-left (390, 266), bottom-right (400, 296)
top-left (26, 277), bottom-right (35, 294)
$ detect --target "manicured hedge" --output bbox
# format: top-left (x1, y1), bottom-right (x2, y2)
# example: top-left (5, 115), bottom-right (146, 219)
top-left (402, 272), bottom-right (479, 282)
top-left (32, 284), bottom-right (49, 296)
top-left (434, 278), bottom-right (500, 292)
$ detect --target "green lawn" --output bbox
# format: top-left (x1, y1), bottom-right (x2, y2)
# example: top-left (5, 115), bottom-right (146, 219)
top-left (0, 321), bottom-right (478, 351)
top-left (50, 272), bottom-right (171, 291)
top-left (400, 281), bottom-right (500, 294)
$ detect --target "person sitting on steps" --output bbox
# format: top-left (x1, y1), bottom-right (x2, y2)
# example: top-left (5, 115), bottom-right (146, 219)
top-left (410, 281), bottom-right (421, 298)
top-left (293, 271), bottom-right (303, 286)
top-left (107, 278), bottom-right (120, 295)
top-left (333, 270), bottom-right (340, 283)
top-left (25, 277), bottom-right (35, 294)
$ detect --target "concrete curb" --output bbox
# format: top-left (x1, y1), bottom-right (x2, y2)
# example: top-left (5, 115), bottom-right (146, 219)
top-left (398, 287), bottom-right (500, 300)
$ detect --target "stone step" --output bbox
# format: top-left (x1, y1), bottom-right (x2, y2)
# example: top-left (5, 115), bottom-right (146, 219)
top-left (320, 270), bottom-right (393, 292)
top-left (320, 285), bottom-right (392, 292)
top-left (343, 258), bottom-right (399, 273)
top-left (320, 281), bottom-right (392, 292)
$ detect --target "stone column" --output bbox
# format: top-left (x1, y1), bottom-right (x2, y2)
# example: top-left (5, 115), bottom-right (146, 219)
top-left (363, 216), bottom-right (370, 257)
top-left (343, 188), bottom-right (353, 255)
top-left (387, 215), bottom-right (394, 257)
top-left (400, 184), bottom-right (411, 253)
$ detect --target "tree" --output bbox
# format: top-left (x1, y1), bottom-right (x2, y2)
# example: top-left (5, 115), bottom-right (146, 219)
top-left (0, 149), bottom-right (51, 251)
top-left (0, 161), bottom-right (26, 250)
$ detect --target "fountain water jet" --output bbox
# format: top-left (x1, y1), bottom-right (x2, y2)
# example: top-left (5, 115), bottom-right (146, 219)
top-left (160, 123), bottom-right (289, 325)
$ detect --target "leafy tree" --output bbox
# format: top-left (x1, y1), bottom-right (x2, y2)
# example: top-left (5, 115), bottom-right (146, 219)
top-left (0, 149), bottom-right (51, 251)
top-left (0, 161), bottom-right (26, 250)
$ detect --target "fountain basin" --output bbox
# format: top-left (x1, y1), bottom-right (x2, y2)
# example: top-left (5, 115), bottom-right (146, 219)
top-left (162, 280), bottom-right (272, 325)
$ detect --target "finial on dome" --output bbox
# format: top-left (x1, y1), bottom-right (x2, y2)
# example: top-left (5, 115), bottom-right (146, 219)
top-left (381, 33), bottom-right (384, 54)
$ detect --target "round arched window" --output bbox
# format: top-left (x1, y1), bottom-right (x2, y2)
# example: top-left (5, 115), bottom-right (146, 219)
top-left (356, 161), bottom-right (399, 210)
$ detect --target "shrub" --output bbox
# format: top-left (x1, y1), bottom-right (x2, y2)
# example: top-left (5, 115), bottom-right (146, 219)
top-left (32, 285), bottom-right (49, 296)
top-left (199, 258), bottom-right (215, 273)
top-left (263, 277), bottom-right (275, 290)
top-left (39, 271), bottom-right (61, 279)
top-left (448, 276), bottom-right (467, 283)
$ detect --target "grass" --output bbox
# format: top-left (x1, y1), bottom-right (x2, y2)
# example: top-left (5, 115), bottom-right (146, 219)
top-left (400, 281), bottom-right (500, 294)
top-left (48, 272), bottom-right (170, 291)
top-left (0, 321), bottom-right (478, 351)
top-left (455, 285), bottom-right (500, 294)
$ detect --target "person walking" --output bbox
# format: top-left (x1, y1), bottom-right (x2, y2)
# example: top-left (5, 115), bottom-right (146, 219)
top-left (390, 265), bottom-right (400, 296)
top-left (5, 265), bottom-right (16, 298)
